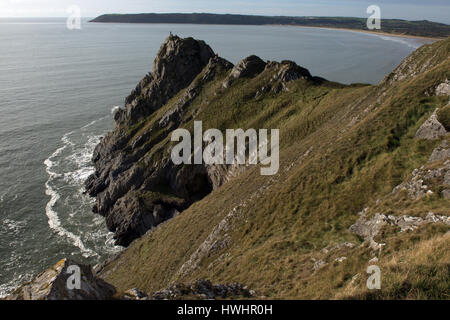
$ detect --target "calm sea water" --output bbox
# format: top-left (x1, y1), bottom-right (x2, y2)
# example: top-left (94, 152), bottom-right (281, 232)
top-left (0, 18), bottom-right (432, 296)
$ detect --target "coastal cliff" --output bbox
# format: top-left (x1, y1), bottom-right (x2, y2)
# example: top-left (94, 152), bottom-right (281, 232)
top-left (89, 36), bottom-right (449, 299)
top-left (8, 36), bottom-right (450, 300)
top-left (85, 35), bottom-right (316, 247)
top-left (85, 36), bottom-right (221, 246)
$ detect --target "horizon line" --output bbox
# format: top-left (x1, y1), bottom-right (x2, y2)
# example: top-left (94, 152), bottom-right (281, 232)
top-left (0, 13), bottom-right (448, 25)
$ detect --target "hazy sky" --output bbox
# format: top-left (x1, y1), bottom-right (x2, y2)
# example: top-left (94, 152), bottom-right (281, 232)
top-left (1, 0), bottom-right (449, 24)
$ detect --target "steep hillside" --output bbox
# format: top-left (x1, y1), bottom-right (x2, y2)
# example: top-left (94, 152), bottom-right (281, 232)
top-left (92, 36), bottom-right (450, 299)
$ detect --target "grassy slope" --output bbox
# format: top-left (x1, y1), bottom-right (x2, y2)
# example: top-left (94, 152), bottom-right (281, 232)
top-left (99, 38), bottom-right (450, 299)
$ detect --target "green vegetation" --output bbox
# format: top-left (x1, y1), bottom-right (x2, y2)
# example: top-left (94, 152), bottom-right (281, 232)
top-left (99, 38), bottom-right (450, 299)
top-left (91, 13), bottom-right (450, 38)
top-left (438, 104), bottom-right (450, 131)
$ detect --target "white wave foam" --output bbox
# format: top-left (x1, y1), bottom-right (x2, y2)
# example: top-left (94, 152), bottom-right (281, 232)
top-left (2, 219), bottom-right (26, 234)
top-left (0, 272), bottom-right (32, 299)
top-left (44, 133), bottom-right (97, 258)
top-left (111, 105), bottom-right (120, 114)
top-left (81, 115), bottom-right (109, 130)
top-left (44, 178), bottom-right (96, 258)
top-left (365, 33), bottom-right (421, 49)
top-left (81, 105), bottom-right (117, 130)
top-left (43, 110), bottom-right (122, 260)
top-left (64, 135), bottom-right (101, 184)
top-left (379, 35), bottom-right (420, 49)
top-left (65, 167), bottom-right (95, 184)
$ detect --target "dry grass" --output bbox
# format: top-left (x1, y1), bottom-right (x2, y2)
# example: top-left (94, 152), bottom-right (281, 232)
top-left (99, 38), bottom-right (450, 299)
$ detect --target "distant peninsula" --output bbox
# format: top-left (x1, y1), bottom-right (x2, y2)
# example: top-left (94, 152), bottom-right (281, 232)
top-left (90, 13), bottom-right (450, 39)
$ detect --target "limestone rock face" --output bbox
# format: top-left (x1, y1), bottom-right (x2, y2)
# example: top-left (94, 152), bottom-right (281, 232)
top-left (222, 55), bottom-right (266, 88)
top-left (149, 280), bottom-right (254, 300)
top-left (349, 209), bottom-right (450, 251)
top-left (84, 37), bottom-right (314, 248)
top-left (4, 259), bottom-right (116, 300)
top-left (120, 280), bottom-right (255, 300)
top-left (116, 35), bottom-right (215, 125)
top-left (159, 56), bottom-right (233, 130)
top-left (85, 37), bottom-right (236, 247)
top-left (435, 79), bottom-right (450, 96)
top-left (255, 60), bottom-right (313, 97)
top-left (415, 109), bottom-right (447, 140)
top-left (123, 288), bottom-right (148, 300)
top-left (275, 60), bottom-right (312, 82)
top-left (392, 160), bottom-right (449, 199)
top-left (429, 140), bottom-right (450, 162)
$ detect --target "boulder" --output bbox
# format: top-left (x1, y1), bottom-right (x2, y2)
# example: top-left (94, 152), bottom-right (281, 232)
top-left (123, 288), bottom-right (148, 300)
top-left (4, 259), bottom-right (116, 300)
top-left (429, 140), bottom-right (450, 162)
top-left (435, 79), bottom-right (450, 96)
top-left (415, 109), bottom-right (447, 140)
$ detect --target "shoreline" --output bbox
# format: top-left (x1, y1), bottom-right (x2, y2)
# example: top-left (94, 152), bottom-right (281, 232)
top-left (89, 20), bottom-right (445, 42)
top-left (275, 25), bottom-right (444, 42)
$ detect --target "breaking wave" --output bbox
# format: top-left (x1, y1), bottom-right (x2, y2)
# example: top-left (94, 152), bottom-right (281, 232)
top-left (365, 33), bottom-right (422, 49)
top-left (43, 109), bottom-right (122, 260)
top-left (44, 131), bottom-right (97, 258)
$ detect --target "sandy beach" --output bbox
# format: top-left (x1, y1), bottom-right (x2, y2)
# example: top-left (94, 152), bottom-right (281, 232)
top-left (286, 25), bottom-right (444, 42)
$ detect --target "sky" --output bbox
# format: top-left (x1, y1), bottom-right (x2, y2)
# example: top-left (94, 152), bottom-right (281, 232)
top-left (0, 0), bottom-right (449, 24)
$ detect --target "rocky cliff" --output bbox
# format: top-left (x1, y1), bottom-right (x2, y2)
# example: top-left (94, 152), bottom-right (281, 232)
top-left (85, 36), bottom-right (221, 246)
top-left (88, 37), bottom-right (449, 300)
top-left (13, 36), bottom-right (449, 300)
top-left (85, 35), bottom-right (315, 247)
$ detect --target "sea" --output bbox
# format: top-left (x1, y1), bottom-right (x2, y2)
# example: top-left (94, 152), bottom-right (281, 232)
top-left (0, 17), bottom-right (433, 297)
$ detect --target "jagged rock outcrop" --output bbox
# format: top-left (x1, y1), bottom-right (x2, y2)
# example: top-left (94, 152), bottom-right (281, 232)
top-left (115, 35), bottom-right (215, 125)
top-left (222, 55), bottom-right (266, 88)
top-left (349, 209), bottom-right (450, 250)
top-left (429, 140), bottom-right (450, 162)
top-left (85, 36), bottom-right (317, 247)
top-left (415, 109), bottom-right (447, 140)
top-left (85, 36), bottom-right (238, 246)
top-left (392, 146), bottom-right (449, 200)
top-left (255, 60), bottom-right (313, 97)
top-left (351, 146), bottom-right (450, 250)
top-left (273, 60), bottom-right (312, 82)
top-left (149, 280), bottom-right (254, 300)
top-left (4, 259), bottom-right (116, 300)
top-left (121, 280), bottom-right (255, 300)
top-left (159, 56), bottom-right (233, 130)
